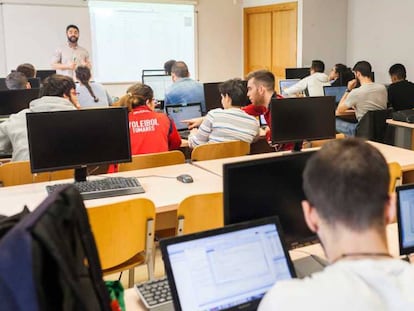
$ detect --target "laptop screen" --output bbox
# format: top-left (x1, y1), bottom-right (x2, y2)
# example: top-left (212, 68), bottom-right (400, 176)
top-left (323, 86), bottom-right (347, 104)
top-left (160, 217), bottom-right (295, 311)
top-left (166, 103), bottom-right (203, 131)
top-left (279, 79), bottom-right (300, 97)
top-left (396, 184), bottom-right (414, 255)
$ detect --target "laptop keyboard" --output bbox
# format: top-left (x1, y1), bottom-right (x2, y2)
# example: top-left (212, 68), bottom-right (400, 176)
top-left (135, 277), bottom-right (173, 311)
top-left (46, 177), bottom-right (145, 200)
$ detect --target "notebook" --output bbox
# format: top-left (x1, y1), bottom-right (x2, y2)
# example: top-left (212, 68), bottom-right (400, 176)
top-left (165, 103), bottom-right (203, 139)
top-left (160, 216), bottom-right (296, 311)
top-left (279, 79), bottom-right (300, 97)
top-left (323, 86), bottom-right (347, 105)
top-left (396, 184), bottom-right (414, 255)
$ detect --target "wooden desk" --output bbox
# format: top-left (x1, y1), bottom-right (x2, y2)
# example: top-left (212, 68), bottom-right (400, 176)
top-left (0, 163), bottom-right (222, 231)
top-left (386, 119), bottom-right (414, 150)
top-left (124, 223), bottom-right (401, 310)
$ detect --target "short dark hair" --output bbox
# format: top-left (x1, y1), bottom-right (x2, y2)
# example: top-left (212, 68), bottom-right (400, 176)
top-left (66, 24), bottom-right (79, 32)
top-left (246, 70), bottom-right (275, 92)
top-left (218, 78), bottom-right (248, 107)
top-left (334, 63), bottom-right (347, 75)
top-left (353, 61), bottom-right (372, 78)
top-left (5, 72), bottom-right (28, 90)
top-left (311, 60), bottom-right (325, 73)
top-left (41, 74), bottom-right (76, 97)
top-left (164, 59), bottom-right (176, 75)
top-left (171, 61), bottom-right (189, 78)
top-left (389, 63), bottom-right (406, 80)
top-left (16, 63), bottom-right (36, 78)
top-left (303, 138), bottom-right (389, 232)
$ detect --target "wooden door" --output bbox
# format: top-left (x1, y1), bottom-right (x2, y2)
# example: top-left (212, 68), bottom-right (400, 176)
top-left (244, 3), bottom-right (297, 87)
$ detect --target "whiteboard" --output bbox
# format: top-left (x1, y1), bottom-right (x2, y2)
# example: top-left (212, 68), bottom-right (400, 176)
top-left (1, 3), bottom-right (92, 73)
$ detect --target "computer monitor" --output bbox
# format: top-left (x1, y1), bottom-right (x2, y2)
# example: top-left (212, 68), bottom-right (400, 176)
top-left (142, 69), bottom-right (165, 77)
top-left (0, 88), bottom-right (40, 116)
top-left (26, 107), bottom-right (131, 182)
top-left (396, 184), bottom-right (414, 255)
top-left (323, 86), bottom-right (347, 104)
top-left (279, 79), bottom-right (300, 97)
top-left (28, 77), bottom-right (41, 89)
top-left (36, 70), bottom-right (56, 82)
top-left (285, 67), bottom-right (310, 79)
top-left (203, 82), bottom-right (222, 111)
top-left (223, 150), bottom-right (318, 249)
top-left (142, 74), bottom-right (173, 101)
top-left (270, 96), bottom-right (336, 149)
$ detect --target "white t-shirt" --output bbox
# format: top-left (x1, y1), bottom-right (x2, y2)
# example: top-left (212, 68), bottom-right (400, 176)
top-left (344, 82), bottom-right (387, 121)
top-left (258, 259), bottom-right (414, 311)
top-left (284, 72), bottom-right (330, 97)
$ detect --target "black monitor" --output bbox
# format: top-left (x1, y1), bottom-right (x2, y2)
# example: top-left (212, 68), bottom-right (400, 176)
top-left (270, 96), bottom-right (336, 150)
top-left (285, 67), bottom-right (310, 79)
top-left (28, 77), bottom-right (41, 88)
top-left (203, 82), bottom-right (222, 112)
top-left (36, 70), bottom-right (56, 82)
top-left (0, 88), bottom-right (40, 116)
top-left (223, 150), bottom-right (318, 249)
top-left (26, 107), bottom-right (131, 182)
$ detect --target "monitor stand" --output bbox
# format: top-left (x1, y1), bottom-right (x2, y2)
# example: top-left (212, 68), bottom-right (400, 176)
top-left (292, 140), bottom-right (304, 152)
top-left (74, 166), bottom-right (88, 182)
top-left (293, 255), bottom-right (328, 278)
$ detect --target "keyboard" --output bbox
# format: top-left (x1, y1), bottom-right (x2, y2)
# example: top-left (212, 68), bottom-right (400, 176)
top-left (46, 177), bottom-right (145, 200)
top-left (135, 277), bottom-right (173, 311)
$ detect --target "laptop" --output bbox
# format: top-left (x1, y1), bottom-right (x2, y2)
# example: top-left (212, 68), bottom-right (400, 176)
top-left (160, 216), bottom-right (296, 311)
top-left (165, 103), bottom-right (203, 139)
top-left (396, 184), bottom-right (414, 255)
top-left (323, 86), bottom-right (347, 105)
top-left (279, 79), bottom-right (300, 97)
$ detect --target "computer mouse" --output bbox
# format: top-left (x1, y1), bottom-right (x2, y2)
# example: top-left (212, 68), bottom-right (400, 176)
top-left (176, 174), bottom-right (194, 183)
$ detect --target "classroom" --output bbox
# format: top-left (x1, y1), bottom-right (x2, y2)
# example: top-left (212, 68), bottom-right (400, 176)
top-left (1, 0), bottom-right (414, 310)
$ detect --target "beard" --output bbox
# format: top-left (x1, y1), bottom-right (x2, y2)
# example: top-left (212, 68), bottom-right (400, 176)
top-left (68, 36), bottom-right (78, 43)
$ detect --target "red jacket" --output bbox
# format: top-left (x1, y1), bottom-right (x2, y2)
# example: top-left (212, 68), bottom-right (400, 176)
top-left (242, 94), bottom-right (293, 151)
top-left (108, 106), bottom-right (181, 173)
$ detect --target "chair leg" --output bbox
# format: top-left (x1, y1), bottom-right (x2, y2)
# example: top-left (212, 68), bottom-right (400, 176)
top-left (128, 268), bottom-right (135, 288)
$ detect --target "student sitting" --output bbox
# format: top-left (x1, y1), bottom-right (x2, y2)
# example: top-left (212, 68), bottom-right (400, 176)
top-left (284, 60), bottom-right (330, 97)
top-left (259, 138), bottom-right (414, 311)
top-left (329, 63), bottom-right (354, 87)
top-left (75, 66), bottom-right (112, 108)
top-left (187, 79), bottom-right (259, 148)
top-left (387, 63), bottom-right (414, 111)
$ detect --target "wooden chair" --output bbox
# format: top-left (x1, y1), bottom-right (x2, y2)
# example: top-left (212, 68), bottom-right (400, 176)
top-left (177, 192), bottom-right (223, 236)
top-left (0, 161), bottom-right (73, 187)
top-left (191, 141), bottom-right (250, 162)
top-left (87, 198), bottom-right (156, 288)
top-left (388, 162), bottom-right (402, 193)
top-left (118, 150), bottom-right (185, 172)
top-left (310, 133), bottom-right (345, 148)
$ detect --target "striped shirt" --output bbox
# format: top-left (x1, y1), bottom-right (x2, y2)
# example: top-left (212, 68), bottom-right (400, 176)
top-left (188, 108), bottom-right (259, 148)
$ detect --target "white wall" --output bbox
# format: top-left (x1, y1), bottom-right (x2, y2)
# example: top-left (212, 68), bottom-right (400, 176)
top-left (301, 0), bottom-right (347, 72)
top-left (197, 0), bottom-right (243, 82)
top-left (347, 0), bottom-right (414, 83)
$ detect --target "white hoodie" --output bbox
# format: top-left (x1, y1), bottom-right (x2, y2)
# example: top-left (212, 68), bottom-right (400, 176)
top-left (284, 72), bottom-right (330, 97)
top-left (0, 96), bottom-right (76, 161)
top-left (259, 259), bottom-right (414, 311)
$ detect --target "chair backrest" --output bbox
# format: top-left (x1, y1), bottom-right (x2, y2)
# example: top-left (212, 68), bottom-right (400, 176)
top-left (0, 161), bottom-right (74, 186)
top-left (118, 150), bottom-right (185, 172)
top-left (177, 192), bottom-right (223, 235)
top-left (310, 133), bottom-right (345, 148)
top-left (388, 162), bottom-right (402, 193)
top-left (355, 109), bottom-right (391, 142)
top-left (87, 198), bottom-right (156, 271)
top-left (191, 141), bottom-right (250, 161)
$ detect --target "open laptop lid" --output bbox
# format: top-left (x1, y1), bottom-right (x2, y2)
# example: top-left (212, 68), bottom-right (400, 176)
top-left (160, 216), bottom-right (296, 311)
top-left (323, 86), bottom-right (347, 105)
top-left (279, 79), bottom-right (300, 97)
top-left (165, 103), bottom-right (203, 131)
top-left (396, 184), bottom-right (414, 255)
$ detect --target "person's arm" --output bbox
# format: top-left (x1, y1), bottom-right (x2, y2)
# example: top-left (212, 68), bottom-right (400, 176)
top-left (284, 77), bottom-right (308, 95)
top-left (167, 118), bottom-right (182, 150)
top-left (187, 113), bottom-right (213, 148)
top-left (336, 79), bottom-right (357, 115)
top-left (51, 48), bottom-right (75, 71)
top-left (181, 117), bottom-right (204, 129)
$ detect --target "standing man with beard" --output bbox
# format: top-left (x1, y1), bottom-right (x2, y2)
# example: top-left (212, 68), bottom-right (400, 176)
top-left (52, 24), bottom-right (91, 78)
